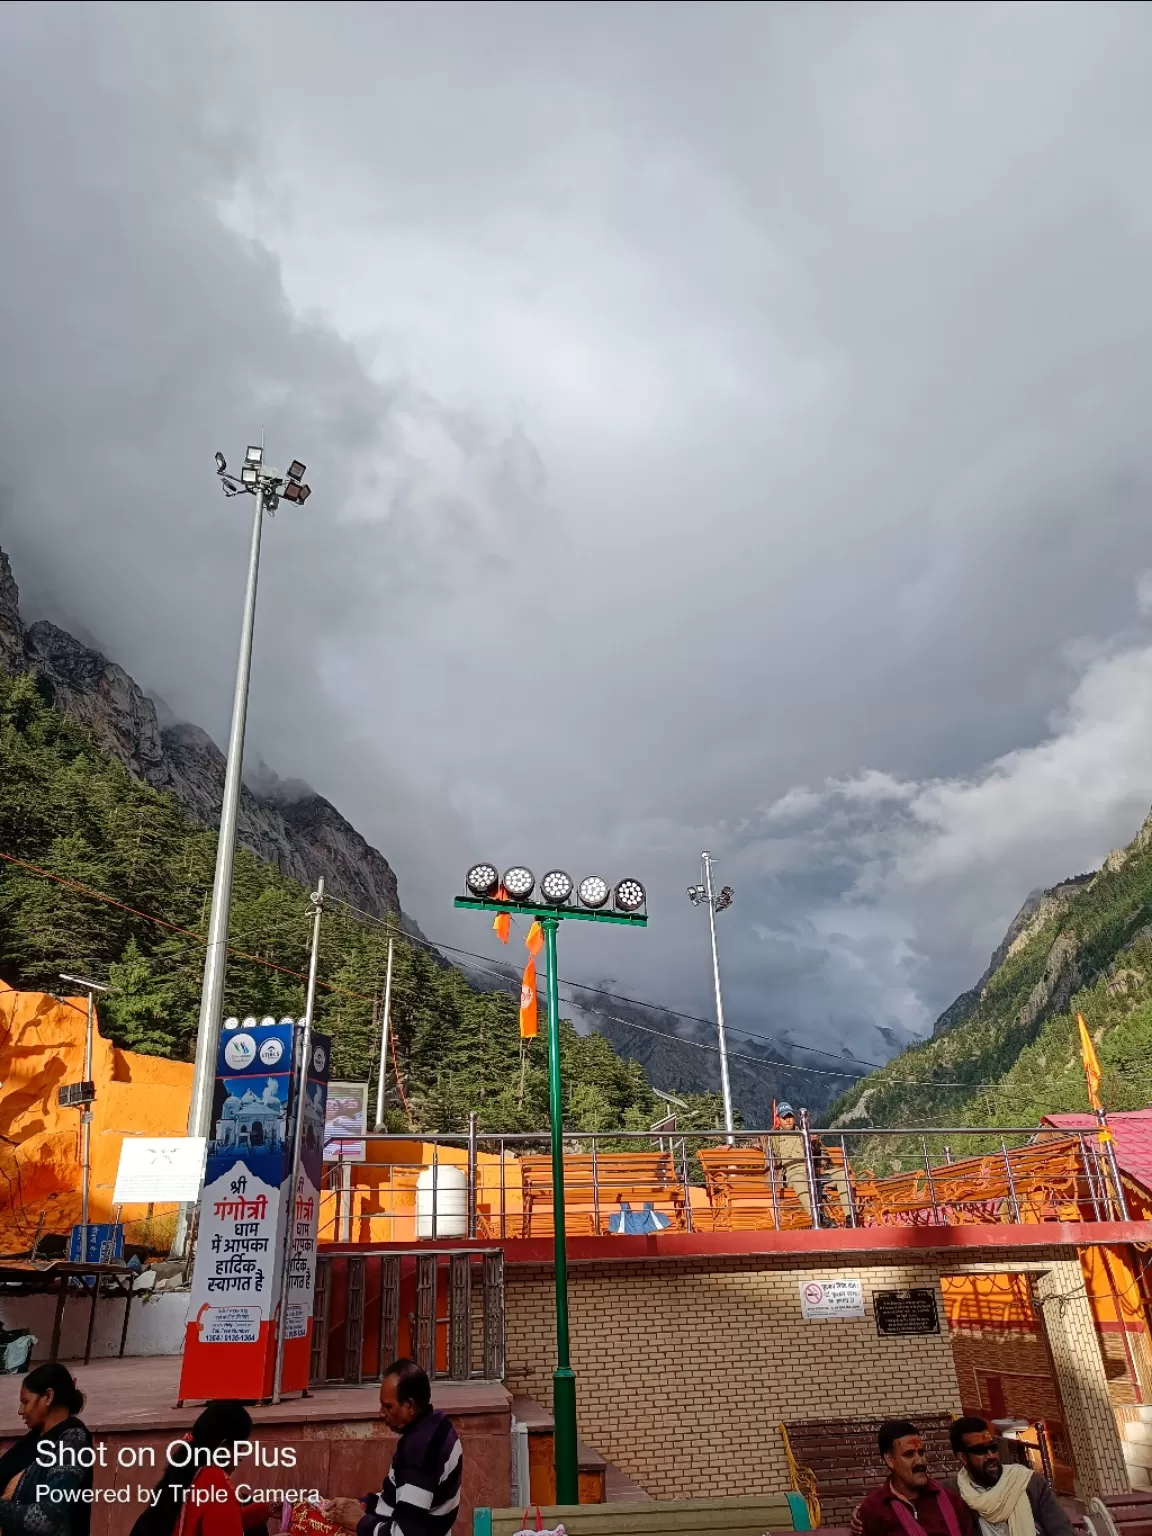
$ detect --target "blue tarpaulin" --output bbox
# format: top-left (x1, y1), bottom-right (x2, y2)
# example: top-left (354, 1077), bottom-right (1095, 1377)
top-left (608, 1201), bottom-right (670, 1234)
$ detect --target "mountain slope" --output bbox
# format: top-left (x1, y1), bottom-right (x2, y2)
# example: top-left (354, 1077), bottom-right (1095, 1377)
top-left (0, 549), bottom-right (402, 921)
top-left (827, 804), bottom-right (1152, 1144)
top-left (0, 661), bottom-right (730, 1139)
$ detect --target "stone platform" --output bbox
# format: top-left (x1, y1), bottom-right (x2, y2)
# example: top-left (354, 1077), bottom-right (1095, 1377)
top-left (0, 1356), bottom-right (511, 1536)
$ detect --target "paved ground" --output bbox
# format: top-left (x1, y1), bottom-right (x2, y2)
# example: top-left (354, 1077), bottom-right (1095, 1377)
top-left (0, 1355), bottom-right (508, 1438)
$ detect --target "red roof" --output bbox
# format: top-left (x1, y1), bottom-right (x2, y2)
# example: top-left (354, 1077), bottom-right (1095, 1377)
top-left (1043, 1108), bottom-right (1152, 1197)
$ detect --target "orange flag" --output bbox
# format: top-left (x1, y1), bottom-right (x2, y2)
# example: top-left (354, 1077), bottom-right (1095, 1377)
top-left (525, 921), bottom-right (544, 957)
top-left (493, 886), bottom-right (510, 945)
top-left (519, 957), bottom-right (538, 1038)
top-left (1077, 1012), bottom-right (1103, 1111)
top-left (1077, 1013), bottom-right (1112, 1141)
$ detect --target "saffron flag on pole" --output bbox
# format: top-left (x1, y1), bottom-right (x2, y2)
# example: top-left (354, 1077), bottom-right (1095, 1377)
top-left (1077, 1011), bottom-right (1112, 1141)
top-left (519, 957), bottom-right (538, 1038)
top-left (1077, 1012), bottom-right (1103, 1110)
top-left (525, 921), bottom-right (544, 957)
top-left (493, 887), bottom-right (510, 945)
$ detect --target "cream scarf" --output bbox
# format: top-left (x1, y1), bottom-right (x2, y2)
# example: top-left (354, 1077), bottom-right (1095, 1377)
top-left (958, 1463), bottom-right (1035, 1536)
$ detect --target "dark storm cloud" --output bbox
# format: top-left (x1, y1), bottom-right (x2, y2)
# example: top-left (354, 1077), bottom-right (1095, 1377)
top-left (5, 1), bottom-right (1152, 1071)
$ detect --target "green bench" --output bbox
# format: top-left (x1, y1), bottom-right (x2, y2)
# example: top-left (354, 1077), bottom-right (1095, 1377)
top-left (474, 1490), bottom-right (813, 1534)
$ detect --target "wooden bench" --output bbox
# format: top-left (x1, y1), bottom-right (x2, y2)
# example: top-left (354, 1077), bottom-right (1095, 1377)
top-left (474, 1491), bottom-right (811, 1534)
top-left (853, 1137), bottom-right (1087, 1226)
top-left (697, 1147), bottom-right (855, 1231)
top-left (1093, 1492), bottom-right (1152, 1536)
top-left (782, 1415), bottom-right (954, 1525)
top-left (517, 1152), bottom-right (686, 1238)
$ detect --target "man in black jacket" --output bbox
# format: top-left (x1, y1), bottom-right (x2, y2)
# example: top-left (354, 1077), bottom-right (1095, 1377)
top-left (949, 1418), bottom-right (1073, 1536)
top-left (327, 1360), bottom-right (462, 1536)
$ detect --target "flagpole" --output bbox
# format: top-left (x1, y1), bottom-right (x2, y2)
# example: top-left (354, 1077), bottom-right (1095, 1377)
top-left (542, 914), bottom-right (578, 1505)
top-left (1098, 1107), bottom-right (1130, 1220)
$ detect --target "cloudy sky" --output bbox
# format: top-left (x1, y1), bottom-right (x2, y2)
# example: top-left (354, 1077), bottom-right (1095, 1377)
top-left (4, 0), bottom-right (1152, 1073)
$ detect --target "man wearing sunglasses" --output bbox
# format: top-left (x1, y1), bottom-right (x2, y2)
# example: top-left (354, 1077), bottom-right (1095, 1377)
top-left (949, 1418), bottom-right (1073, 1536)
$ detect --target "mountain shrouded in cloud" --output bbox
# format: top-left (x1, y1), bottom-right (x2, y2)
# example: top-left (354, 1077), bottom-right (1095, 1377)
top-left (4, 2), bottom-right (1152, 1079)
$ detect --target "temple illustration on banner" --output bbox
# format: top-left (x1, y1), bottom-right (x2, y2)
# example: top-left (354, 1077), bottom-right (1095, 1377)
top-left (213, 1078), bottom-right (288, 1155)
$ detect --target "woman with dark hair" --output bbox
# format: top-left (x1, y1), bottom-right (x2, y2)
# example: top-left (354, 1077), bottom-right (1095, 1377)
top-left (130, 1401), bottom-right (266, 1536)
top-left (0, 1363), bottom-right (93, 1536)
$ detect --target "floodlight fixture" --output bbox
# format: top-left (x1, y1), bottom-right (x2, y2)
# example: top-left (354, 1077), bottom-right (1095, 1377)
top-left (614, 877), bottom-right (646, 914)
top-left (466, 862), bottom-right (500, 899)
top-left (282, 481), bottom-right (312, 504)
top-left (687, 884), bottom-right (706, 906)
top-left (215, 452), bottom-right (227, 475)
top-left (241, 464), bottom-right (258, 486)
top-left (278, 1016), bottom-right (295, 1028)
top-left (578, 874), bottom-right (610, 909)
top-left (223, 1016), bottom-right (240, 1031)
top-left (245, 445), bottom-right (263, 464)
top-left (242, 1015), bottom-right (258, 1030)
top-left (287, 460), bottom-right (306, 482)
top-left (541, 869), bottom-right (574, 905)
top-left (259, 1016), bottom-right (277, 1028)
top-left (716, 885), bottom-right (734, 912)
top-left (502, 865), bottom-right (535, 900)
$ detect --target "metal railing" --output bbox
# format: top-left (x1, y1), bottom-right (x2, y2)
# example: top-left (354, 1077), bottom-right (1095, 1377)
top-left (311, 1246), bottom-right (505, 1385)
top-left (316, 1121), bottom-right (1132, 1243)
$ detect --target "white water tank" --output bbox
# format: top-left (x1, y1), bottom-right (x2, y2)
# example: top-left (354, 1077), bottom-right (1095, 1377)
top-left (416, 1163), bottom-right (468, 1238)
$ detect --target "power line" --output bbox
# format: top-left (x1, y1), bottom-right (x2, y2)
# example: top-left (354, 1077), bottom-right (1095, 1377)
top-left (322, 894), bottom-right (888, 1070)
top-left (0, 848), bottom-right (1043, 1098)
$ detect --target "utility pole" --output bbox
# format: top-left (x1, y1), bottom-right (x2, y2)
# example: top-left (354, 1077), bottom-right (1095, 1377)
top-left (374, 938), bottom-right (394, 1130)
top-left (59, 974), bottom-right (111, 1261)
top-left (272, 879), bottom-right (325, 1404)
top-left (174, 445), bottom-right (313, 1259)
top-left (688, 853), bottom-right (735, 1143)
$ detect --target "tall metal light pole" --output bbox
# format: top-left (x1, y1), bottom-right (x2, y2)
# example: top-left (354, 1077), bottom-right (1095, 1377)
top-left (59, 974), bottom-right (111, 1261)
top-left (174, 445), bottom-right (313, 1258)
top-left (456, 865), bottom-right (647, 1506)
top-left (687, 853), bottom-right (735, 1143)
top-left (374, 938), bottom-right (395, 1130)
top-left (272, 879), bottom-right (325, 1404)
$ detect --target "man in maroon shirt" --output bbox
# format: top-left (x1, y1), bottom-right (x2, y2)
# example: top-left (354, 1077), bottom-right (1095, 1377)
top-left (858, 1421), bottom-right (975, 1536)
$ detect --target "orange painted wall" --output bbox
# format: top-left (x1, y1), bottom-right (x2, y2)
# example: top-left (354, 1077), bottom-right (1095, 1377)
top-left (0, 983), bottom-right (191, 1249)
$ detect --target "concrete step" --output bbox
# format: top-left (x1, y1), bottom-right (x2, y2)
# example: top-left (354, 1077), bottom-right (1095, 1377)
top-left (1128, 1424), bottom-right (1152, 1446)
top-left (1125, 1443), bottom-right (1152, 1471)
top-left (1139, 1407), bottom-right (1152, 1425)
top-left (1128, 1464), bottom-right (1152, 1491)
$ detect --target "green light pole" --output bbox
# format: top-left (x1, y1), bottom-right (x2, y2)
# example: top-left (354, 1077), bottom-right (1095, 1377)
top-left (456, 870), bottom-right (647, 1505)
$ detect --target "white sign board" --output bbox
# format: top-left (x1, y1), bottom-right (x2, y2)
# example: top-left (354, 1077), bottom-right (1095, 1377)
top-left (799, 1277), bottom-right (865, 1320)
top-left (113, 1137), bottom-right (207, 1204)
top-left (324, 1081), bottom-right (368, 1162)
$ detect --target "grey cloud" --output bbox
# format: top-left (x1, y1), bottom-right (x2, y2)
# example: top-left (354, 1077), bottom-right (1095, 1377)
top-left (4, 1), bottom-right (1152, 1082)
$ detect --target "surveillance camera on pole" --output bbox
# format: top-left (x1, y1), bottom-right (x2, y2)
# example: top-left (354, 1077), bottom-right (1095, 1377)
top-left (688, 854), bottom-right (735, 1143)
top-left (173, 443), bottom-right (315, 1259)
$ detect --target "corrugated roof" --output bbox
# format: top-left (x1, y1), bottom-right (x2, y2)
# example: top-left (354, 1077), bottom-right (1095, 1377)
top-left (1043, 1109), bottom-right (1152, 1196)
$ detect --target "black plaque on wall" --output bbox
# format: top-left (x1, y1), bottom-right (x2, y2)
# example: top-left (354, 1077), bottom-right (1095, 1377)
top-left (875, 1288), bottom-right (940, 1336)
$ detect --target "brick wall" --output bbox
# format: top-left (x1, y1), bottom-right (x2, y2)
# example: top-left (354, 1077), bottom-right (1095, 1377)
top-left (1034, 1260), bottom-right (1130, 1498)
top-left (949, 1329), bottom-right (1065, 1424)
top-left (506, 1254), bottom-right (962, 1500)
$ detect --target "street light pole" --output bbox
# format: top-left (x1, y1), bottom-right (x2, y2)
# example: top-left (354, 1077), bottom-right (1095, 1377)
top-left (174, 446), bottom-right (313, 1259)
top-left (455, 865), bottom-right (646, 1508)
top-left (59, 974), bottom-right (110, 1262)
top-left (188, 483), bottom-right (265, 1146)
top-left (374, 938), bottom-right (394, 1130)
top-left (542, 915), bottom-right (577, 1503)
top-left (700, 852), bottom-right (735, 1144)
top-left (272, 879), bottom-right (325, 1405)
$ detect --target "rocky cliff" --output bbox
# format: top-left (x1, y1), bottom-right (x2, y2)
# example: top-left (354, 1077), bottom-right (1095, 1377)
top-left (828, 803), bottom-right (1152, 1135)
top-left (0, 547), bottom-right (403, 920)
